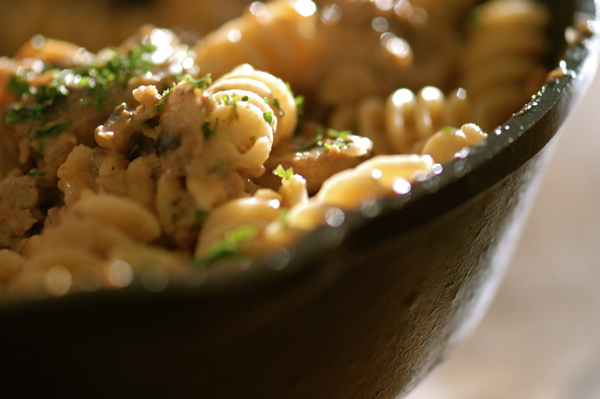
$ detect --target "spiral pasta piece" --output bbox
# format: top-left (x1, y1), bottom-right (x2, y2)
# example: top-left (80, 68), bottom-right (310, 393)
top-left (421, 123), bottom-right (488, 164)
top-left (196, 153), bottom-right (435, 260)
top-left (194, 171), bottom-right (310, 260)
top-left (200, 64), bottom-right (298, 178)
top-left (285, 153), bottom-right (435, 229)
top-left (71, 190), bottom-right (162, 244)
top-left (195, 0), bottom-right (319, 91)
top-left (331, 86), bottom-right (470, 155)
top-left (195, 196), bottom-right (283, 259)
top-left (206, 63), bottom-right (298, 146)
top-left (460, 0), bottom-right (550, 130)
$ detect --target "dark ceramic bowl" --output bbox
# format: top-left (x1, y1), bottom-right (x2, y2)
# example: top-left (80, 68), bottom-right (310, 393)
top-left (0, 1), bottom-right (599, 398)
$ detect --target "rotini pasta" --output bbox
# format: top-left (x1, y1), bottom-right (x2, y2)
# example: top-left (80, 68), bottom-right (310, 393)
top-left (195, 0), bottom-right (320, 92)
top-left (329, 86), bottom-right (471, 155)
top-left (205, 63), bottom-right (298, 149)
top-left (0, 0), bottom-right (555, 299)
top-left (421, 123), bottom-right (488, 163)
top-left (459, 0), bottom-right (550, 130)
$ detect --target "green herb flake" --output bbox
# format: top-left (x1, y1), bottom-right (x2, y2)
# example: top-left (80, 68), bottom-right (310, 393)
top-left (295, 95), bottom-right (305, 116)
top-left (300, 131), bottom-right (324, 151)
top-left (440, 126), bottom-right (457, 134)
top-left (273, 164), bottom-right (294, 180)
top-left (263, 111), bottom-right (273, 125)
top-left (7, 75), bottom-right (31, 98)
top-left (196, 210), bottom-right (208, 224)
top-left (26, 169), bottom-right (45, 177)
top-left (155, 98), bottom-right (168, 115)
top-left (211, 161), bottom-right (226, 174)
top-left (29, 119), bottom-right (73, 141)
top-left (181, 73), bottom-right (212, 89)
top-left (299, 128), bottom-right (355, 152)
top-left (5, 103), bottom-right (46, 125)
top-left (330, 128), bottom-right (350, 139)
top-left (222, 93), bottom-right (241, 109)
top-left (273, 98), bottom-right (285, 117)
top-left (5, 41), bottom-right (164, 123)
top-left (203, 118), bottom-right (218, 139)
top-left (5, 73), bottom-right (71, 125)
top-left (205, 225), bottom-right (257, 262)
top-left (155, 84), bottom-right (175, 115)
top-left (192, 210), bottom-right (209, 234)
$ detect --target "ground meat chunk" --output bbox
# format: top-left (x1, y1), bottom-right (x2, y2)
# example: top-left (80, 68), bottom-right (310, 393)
top-left (0, 174), bottom-right (39, 208)
top-left (256, 122), bottom-right (373, 195)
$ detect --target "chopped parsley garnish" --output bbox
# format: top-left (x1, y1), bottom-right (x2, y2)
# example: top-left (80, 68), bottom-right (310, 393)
top-left (7, 75), bottom-right (31, 98)
top-left (180, 73), bottom-right (212, 89)
top-left (221, 93), bottom-right (242, 109)
top-left (155, 85), bottom-right (173, 114)
top-left (4, 41), bottom-right (170, 125)
top-left (440, 126), bottom-right (457, 134)
top-left (273, 98), bottom-right (285, 117)
top-left (5, 73), bottom-right (70, 124)
top-left (263, 111), bottom-right (274, 125)
top-left (221, 93), bottom-right (232, 105)
top-left (26, 169), bottom-right (45, 177)
top-left (192, 210), bottom-right (209, 233)
top-left (301, 128), bottom-right (353, 152)
top-left (295, 95), bottom-right (305, 116)
top-left (204, 225), bottom-right (257, 262)
top-left (196, 210), bottom-right (208, 224)
top-left (323, 141), bottom-right (348, 151)
top-left (155, 100), bottom-right (168, 115)
top-left (202, 118), bottom-right (218, 139)
top-left (211, 161), bottom-right (226, 174)
top-left (5, 102), bottom-right (47, 125)
top-left (29, 119), bottom-right (73, 141)
top-left (273, 164), bottom-right (294, 180)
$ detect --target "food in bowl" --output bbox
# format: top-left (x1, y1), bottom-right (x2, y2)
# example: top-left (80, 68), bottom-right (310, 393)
top-left (0, 0), bottom-right (558, 299)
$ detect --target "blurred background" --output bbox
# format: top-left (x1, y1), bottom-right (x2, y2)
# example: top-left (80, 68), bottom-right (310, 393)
top-left (406, 49), bottom-right (600, 399)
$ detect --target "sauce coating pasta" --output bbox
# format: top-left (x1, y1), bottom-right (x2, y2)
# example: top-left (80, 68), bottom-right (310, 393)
top-left (0, 0), bottom-right (552, 299)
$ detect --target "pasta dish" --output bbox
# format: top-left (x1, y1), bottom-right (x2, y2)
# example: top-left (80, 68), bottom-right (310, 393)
top-left (0, 0), bottom-right (551, 298)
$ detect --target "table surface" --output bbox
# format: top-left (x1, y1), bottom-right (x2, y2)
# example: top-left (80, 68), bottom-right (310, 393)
top-left (405, 59), bottom-right (600, 399)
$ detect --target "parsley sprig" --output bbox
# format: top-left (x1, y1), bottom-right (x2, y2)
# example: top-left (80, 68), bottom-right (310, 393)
top-left (202, 225), bottom-right (257, 263)
top-left (301, 128), bottom-right (353, 152)
top-left (273, 164), bottom-right (294, 180)
top-left (5, 42), bottom-right (165, 125)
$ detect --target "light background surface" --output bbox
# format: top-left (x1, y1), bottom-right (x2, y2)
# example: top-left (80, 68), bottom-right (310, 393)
top-left (405, 54), bottom-right (600, 399)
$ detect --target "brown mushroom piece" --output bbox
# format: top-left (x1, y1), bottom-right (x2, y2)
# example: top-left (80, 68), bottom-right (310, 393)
top-left (256, 122), bottom-right (373, 195)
